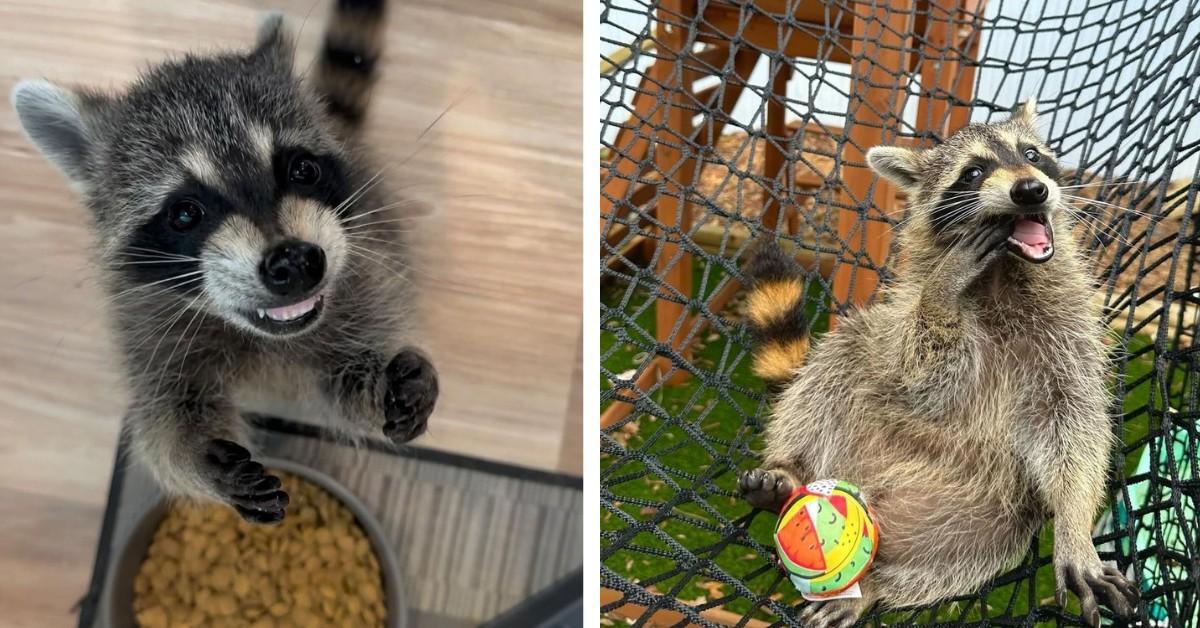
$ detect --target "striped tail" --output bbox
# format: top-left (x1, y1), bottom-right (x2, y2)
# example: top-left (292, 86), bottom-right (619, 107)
top-left (315, 0), bottom-right (388, 128)
top-left (744, 237), bottom-right (811, 384)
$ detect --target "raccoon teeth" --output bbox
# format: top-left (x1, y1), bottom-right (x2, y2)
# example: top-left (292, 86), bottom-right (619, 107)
top-left (262, 294), bottom-right (322, 322)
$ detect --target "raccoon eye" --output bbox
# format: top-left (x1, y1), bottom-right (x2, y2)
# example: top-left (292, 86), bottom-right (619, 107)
top-left (1024, 147), bottom-right (1041, 163)
top-left (288, 153), bottom-right (322, 186)
top-left (959, 166), bottom-right (984, 183)
top-left (167, 199), bottom-right (205, 232)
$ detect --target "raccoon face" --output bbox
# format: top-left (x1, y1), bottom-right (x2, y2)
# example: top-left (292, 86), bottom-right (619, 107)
top-left (868, 100), bottom-right (1062, 264)
top-left (12, 15), bottom-right (360, 339)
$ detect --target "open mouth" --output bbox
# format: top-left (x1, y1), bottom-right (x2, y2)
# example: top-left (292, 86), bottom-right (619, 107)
top-left (1006, 213), bottom-right (1055, 263)
top-left (243, 292), bottom-right (325, 335)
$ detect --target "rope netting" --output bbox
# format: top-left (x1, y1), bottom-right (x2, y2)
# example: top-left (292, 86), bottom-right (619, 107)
top-left (599, 0), bottom-right (1200, 625)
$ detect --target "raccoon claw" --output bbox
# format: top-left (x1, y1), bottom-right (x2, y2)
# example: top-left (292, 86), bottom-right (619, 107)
top-left (797, 599), bottom-right (865, 628)
top-left (382, 348), bottom-right (438, 444)
top-left (202, 439), bottom-right (289, 524)
top-left (1057, 562), bottom-right (1140, 626)
top-left (738, 468), bottom-right (794, 511)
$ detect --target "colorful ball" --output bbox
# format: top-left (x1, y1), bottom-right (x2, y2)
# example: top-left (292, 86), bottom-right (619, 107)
top-left (773, 479), bottom-right (878, 599)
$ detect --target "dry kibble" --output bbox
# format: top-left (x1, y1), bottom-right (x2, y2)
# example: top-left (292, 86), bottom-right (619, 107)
top-left (136, 606), bottom-right (168, 628)
top-left (132, 471), bottom-right (385, 627)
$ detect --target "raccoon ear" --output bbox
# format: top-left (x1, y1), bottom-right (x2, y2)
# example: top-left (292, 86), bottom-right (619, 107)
top-left (867, 146), bottom-right (923, 189)
top-left (11, 79), bottom-right (104, 184)
top-left (1011, 99), bottom-right (1038, 124)
top-left (254, 12), bottom-right (295, 69)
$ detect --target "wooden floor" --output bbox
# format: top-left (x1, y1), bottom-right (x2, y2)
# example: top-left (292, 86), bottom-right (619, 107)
top-left (0, 0), bottom-right (581, 625)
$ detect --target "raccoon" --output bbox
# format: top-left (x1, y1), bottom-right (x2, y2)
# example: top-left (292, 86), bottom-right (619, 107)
top-left (11, 0), bottom-right (437, 524)
top-left (738, 102), bottom-right (1140, 627)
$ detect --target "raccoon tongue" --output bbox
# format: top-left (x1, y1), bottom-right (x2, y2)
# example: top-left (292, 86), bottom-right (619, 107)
top-left (1011, 218), bottom-right (1050, 248)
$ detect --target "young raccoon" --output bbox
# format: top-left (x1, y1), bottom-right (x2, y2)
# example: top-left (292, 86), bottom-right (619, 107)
top-left (739, 102), bottom-right (1140, 627)
top-left (11, 0), bottom-right (437, 524)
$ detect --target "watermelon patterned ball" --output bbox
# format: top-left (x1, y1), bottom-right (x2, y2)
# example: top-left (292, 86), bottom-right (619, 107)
top-left (773, 480), bottom-right (879, 599)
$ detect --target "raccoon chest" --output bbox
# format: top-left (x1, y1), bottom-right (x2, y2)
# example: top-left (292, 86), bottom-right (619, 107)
top-left (230, 364), bottom-right (337, 425)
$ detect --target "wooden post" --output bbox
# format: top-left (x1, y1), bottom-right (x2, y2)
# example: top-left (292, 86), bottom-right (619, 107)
top-left (652, 0), bottom-right (697, 385)
top-left (760, 59), bottom-right (793, 231)
top-left (831, 1), bottom-right (916, 312)
top-left (949, 2), bottom-right (984, 134)
top-left (914, 0), bottom-right (960, 144)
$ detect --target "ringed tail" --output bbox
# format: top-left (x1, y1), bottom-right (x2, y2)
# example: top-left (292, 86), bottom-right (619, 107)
top-left (315, 0), bottom-right (388, 128)
top-left (744, 237), bottom-right (811, 384)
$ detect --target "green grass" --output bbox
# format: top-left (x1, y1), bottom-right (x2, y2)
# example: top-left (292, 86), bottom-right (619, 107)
top-left (601, 259), bottom-right (1160, 623)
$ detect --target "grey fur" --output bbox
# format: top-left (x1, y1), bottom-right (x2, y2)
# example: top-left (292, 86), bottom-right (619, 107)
top-left (11, 2), bottom-right (437, 523)
top-left (742, 105), bottom-right (1139, 625)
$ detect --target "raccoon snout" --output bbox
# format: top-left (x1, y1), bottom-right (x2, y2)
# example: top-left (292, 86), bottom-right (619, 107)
top-left (1010, 178), bottom-right (1048, 206)
top-left (259, 240), bottom-right (326, 297)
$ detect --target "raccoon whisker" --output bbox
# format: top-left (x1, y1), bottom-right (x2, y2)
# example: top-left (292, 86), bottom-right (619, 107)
top-left (345, 242), bottom-right (432, 279)
top-left (1061, 205), bottom-right (1134, 247)
top-left (345, 242), bottom-right (405, 268)
top-left (1062, 208), bottom-right (1131, 250)
top-left (346, 231), bottom-right (417, 246)
top-left (111, 277), bottom-right (205, 312)
top-left (1062, 194), bottom-right (1157, 220)
top-left (108, 271), bottom-right (205, 302)
top-left (882, 198), bottom-right (979, 236)
top-left (331, 166), bottom-right (390, 217)
top-left (171, 303), bottom-right (211, 390)
top-left (125, 293), bottom-right (207, 354)
top-left (120, 251), bottom-right (201, 262)
top-left (152, 301), bottom-right (207, 400)
top-left (111, 259), bottom-right (203, 267)
top-left (123, 246), bottom-right (201, 259)
top-left (343, 217), bottom-right (425, 232)
top-left (937, 203), bottom-right (985, 234)
top-left (342, 199), bottom-right (423, 223)
top-left (1057, 175), bottom-right (1140, 189)
top-left (345, 234), bottom-right (402, 247)
top-left (343, 212), bottom-right (427, 226)
top-left (902, 190), bottom-right (979, 205)
top-left (898, 194), bottom-right (978, 215)
top-left (380, 93), bottom-right (472, 177)
top-left (415, 89), bottom-right (472, 144)
top-left (137, 292), bottom-right (204, 388)
top-left (345, 244), bottom-right (416, 287)
top-left (1061, 194), bottom-right (1144, 216)
top-left (900, 196), bottom-right (978, 215)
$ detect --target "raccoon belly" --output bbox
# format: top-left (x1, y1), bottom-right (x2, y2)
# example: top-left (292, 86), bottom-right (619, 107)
top-left (826, 427), bottom-right (1042, 607)
top-left (231, 365), bottom-right (339, 427)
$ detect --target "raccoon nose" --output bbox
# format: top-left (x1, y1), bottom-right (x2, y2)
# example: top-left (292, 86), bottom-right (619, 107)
top-left (1010, 178), bottom-right (1048, 206)
top-left (260, 241), bottom-right (326, 297)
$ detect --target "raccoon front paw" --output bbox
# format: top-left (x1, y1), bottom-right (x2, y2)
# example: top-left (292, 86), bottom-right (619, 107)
top-left (797, 598), bottom-right (867, 628)
top-left (1055, 560), bottom-right (1140, 627)
top-left (202, 439), bottom-right (289, 524)
top-left (381, 348), bottom-right (438, 444)
top-left (738, 468), bottom-right (794, 511)
top-left (955, 224), bottom-right (1011, 268)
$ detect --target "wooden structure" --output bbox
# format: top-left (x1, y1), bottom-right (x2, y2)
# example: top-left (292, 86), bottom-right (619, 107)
top-left (600, 0), bottom-right (985, 431)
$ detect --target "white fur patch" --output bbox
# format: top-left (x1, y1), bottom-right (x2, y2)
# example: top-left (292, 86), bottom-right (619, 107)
top-left (181, 148), bottom-right (221, 188)
top-left (249, 124), bottom-right (274, 169)
top-left (202, 215), bottom-right (266, 323)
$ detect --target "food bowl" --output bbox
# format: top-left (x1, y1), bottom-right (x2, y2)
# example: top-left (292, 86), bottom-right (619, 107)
top-left (102, 457), bottom-right (406, 627)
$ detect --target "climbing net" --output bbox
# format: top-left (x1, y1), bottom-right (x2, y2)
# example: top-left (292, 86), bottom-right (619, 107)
top-left (600, 0), bottom-right (1200, 625)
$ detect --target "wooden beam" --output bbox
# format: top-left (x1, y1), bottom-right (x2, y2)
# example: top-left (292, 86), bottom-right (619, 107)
top-left (831, 1), bottom-right (915, 313)
top-left (652, 0), bottom-right (698, 383)
top-left (760, 59), bottom-right (793, 231)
